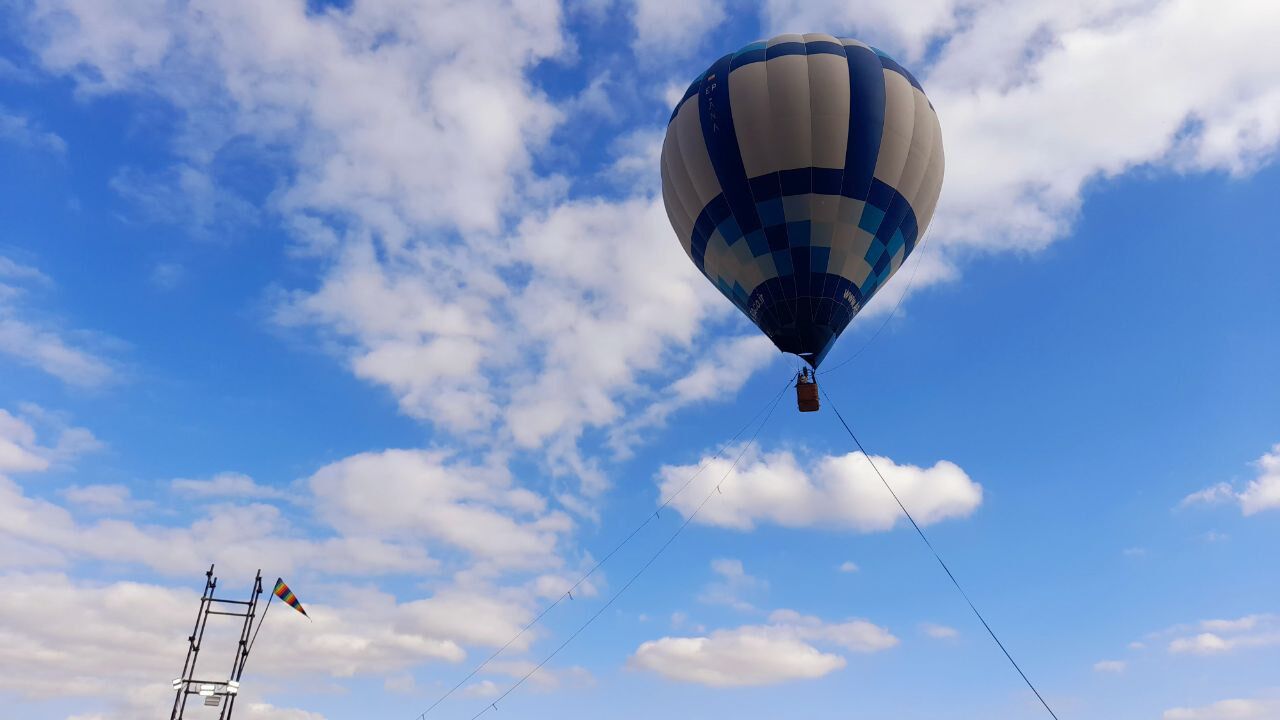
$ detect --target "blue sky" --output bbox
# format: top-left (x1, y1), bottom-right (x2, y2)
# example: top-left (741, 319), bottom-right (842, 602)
top-left (2, 1), bottom-right (1279, 719)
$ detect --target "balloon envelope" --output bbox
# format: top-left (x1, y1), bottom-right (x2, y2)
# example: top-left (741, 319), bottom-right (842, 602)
top-left (661, 34), bottom-right (944, 367)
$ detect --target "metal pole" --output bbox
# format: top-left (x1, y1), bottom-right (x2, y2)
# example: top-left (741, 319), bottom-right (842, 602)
top-left (171, 565), bottom-right (216, 720)
top-left (220, 571), bottom-right (263, 720)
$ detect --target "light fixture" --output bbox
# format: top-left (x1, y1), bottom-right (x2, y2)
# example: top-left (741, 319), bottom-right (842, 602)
top-left (226, 680), bottom-right (239, 695)
top-left (199, 684), bottom-right (215, 697)
top-left (171, 678), bottom-right (183, 690)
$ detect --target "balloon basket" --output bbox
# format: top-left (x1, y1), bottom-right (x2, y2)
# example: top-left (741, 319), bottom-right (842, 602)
top-left (796, 370), bottom-right (820, 413)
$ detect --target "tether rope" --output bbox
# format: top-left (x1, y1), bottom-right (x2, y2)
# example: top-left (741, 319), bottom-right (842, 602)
top-left (821, 385), bottom-right (1060, 720)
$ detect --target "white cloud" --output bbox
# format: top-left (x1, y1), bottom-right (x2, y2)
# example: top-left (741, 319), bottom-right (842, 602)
top-left (837, 561), bottom-right (859, 573)
top-left (928, 1), bottom-right (1280, 251)
top-left (0, 256), bottom-right (52, 284)
top-left (1202, 616), bottom-right (1267, 634)
top-left (698, 558), bottom-right (768, 612)
top-left (0, 414), bottom-right (593, 718)
top-left (0, 107), bottom-right (66, 154)
top-left (606, 127), bottom-right (665, 192)
top-left (1181, 482), bottom-right (1237, 508)
top-left (1169, 632), bottom-right (1280, 656)
top-left (242, 704), bottom-right (328, 720)
top-left (150, 262), bottom-right (184, 290)
top-left (1165, 614), bottom-right (1280, 656)
top-left (670, 611), bottom-right (705, 634)
top-left (658, 445), bottom-right (981, 532)
top-left (1170, 633), bottom-right (1230, 655)
top-left (280, 193), bottom-right (728, 498)
top-left (0, 256), bottom-right (115, 387)
top-left (631, 631), bottom-right (844, 687)
top-left (763, 0), bottom-right (961, 60)
top-left (19, 2), bottom-right (1280, 474)
top-left (59, 484), bottom-right (145, 514)
top-left (16, 0), bottom-right (762, 497)
top-left (1093, 659), bottom-right (1126, 673)
top-left (21, 2), bottom-right (728, 496)
top-left (0, 427), bottom-right (593, 714)
top-left (0, 409), bottom-right (49, 473)
top-left (1180, 444), bottom-right (1280, 516)
top-left (920, 622), bottom-right (958, 640)
top-left (308, 449), bottom-right (572, 571)
top-left (110, 164), bottom-right (258, 235)
top-left (608, 334), bottom-right (777, 456)
top-left (767, 1), bottom-right (1280, 261)
top-left (0, 474), bottom-right (436, 578)
top-left (16, 0), bottom-right (795, 511)
top-left (0, 406), bottom-right (101, 474)
top-left (480, 659), bottom-right (595, 693)
top-left (0, 56), bottom-right (35, 82)
top-left (0, 572), bottom-right (490, 713)
top-left (1164, 698), bottom-right (1280, 720)
top-left (463, 679), bottom-right (501, 698)
top-left (27, 0), bottom-right (566, 237)
top-left (631, 0), bottom-right (725, 56)
top-left (1241, 444), bottom-right (1280, 515)
top-left (171, 471), bottom-right (289, 500)
top-left (629, 609), bottom-right (895, 687)
top-left (502, 196), bottom-right (724, 456)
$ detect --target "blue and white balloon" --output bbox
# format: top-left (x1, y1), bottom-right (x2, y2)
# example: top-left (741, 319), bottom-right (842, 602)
top-left (662, 34), bottom-right (944, 367)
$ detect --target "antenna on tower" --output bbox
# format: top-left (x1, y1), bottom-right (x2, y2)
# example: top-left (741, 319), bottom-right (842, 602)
top-left (169, 565), bottom-right (265, 719)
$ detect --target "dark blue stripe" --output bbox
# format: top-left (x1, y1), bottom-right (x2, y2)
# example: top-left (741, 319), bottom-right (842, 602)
top-left (804, 40), bottom-right (846, 57)
top-left (901, 205), bottom-right (920, 253)
top-left (877, 187), bottom-right (911, 259)
top-left (841, 44), bottom-right (886, 203)
top-left (749, 174), bottom-right (781, 201)
top-left (669, 72), bottom-right (706, 124)
top-left (720, 40), bottom-right (853, 68)
top-left (876, 54), bottom-right (925, 93)
top-left (868, 177), bottom-right (895, 209)
top-left (779, 168), bottom-right (811, 196)
top-left (765, 42), bottom-right (807, 59)
top-left (813, 167), bottom-right (843, 195)
top-left (729, 47), bottom-right (766, 71)
top-left (693, 53), bottom-right (761, 272)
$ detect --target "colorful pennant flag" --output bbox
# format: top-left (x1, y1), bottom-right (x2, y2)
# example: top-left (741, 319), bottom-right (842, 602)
top-left (273, 578), bottom-right (309, 618)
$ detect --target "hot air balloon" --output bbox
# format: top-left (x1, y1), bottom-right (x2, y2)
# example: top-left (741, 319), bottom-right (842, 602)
top-left (660, 34), bottom-right (944, 411)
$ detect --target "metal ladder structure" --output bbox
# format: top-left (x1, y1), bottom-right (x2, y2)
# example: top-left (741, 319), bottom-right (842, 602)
top-left (169, 565), bottom-right (264, 719)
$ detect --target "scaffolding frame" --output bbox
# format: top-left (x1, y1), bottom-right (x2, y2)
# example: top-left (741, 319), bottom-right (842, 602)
top-left (169, 565), bottom-right (264, 720)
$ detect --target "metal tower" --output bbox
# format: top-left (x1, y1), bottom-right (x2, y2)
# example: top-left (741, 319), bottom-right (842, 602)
top-left (169, 565), bottom-right (264, 719)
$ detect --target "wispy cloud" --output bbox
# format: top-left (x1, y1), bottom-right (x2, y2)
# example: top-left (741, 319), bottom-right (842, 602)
top-left (0, 107), bottom-right (65, 155)
top-left (1147, 614), bottom-right (1280, 656)
top-left (1164, 698), bottom-right (1280, 720)
top-left (0, 255), bottom-right (116, 387)
top-left (697, 558), bottom-right (768, 613)
top-left (920, 622), bottom-right (959, 640)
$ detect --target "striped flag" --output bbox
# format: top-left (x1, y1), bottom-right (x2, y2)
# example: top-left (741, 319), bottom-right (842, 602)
top-left (273, 578), bottom-right (309, 618)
